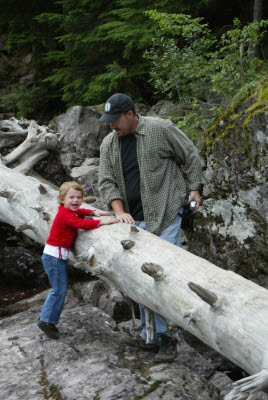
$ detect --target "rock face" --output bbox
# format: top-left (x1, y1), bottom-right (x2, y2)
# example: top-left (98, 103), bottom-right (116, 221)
top-left (2, 281), bottom-right (268, 400)
top-left (189, 78), bottom-right (268, 286)
top-left (55, 106), bottom-right (110, 174)
top-left (54, 105), bottom-right (110, 208)
top-left (0, 282), bottom-right (236, 400)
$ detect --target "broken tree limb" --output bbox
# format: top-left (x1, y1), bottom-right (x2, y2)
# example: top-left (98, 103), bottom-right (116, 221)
top-left (1, 163), bottom-right (268, 400)
top-left (0, 118), bottom-right (28, 149)
top-left (1, 119), bottom-right (58, 171)
top-left (14, 149), bottom-right (50, 174)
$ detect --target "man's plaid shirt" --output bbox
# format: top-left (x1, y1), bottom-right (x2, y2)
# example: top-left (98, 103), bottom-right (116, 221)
top-left (98, 115), bottom-right (203, 236)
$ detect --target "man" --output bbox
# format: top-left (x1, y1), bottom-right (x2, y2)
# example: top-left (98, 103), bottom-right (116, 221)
top-left (98, 93), bottom-right (203, 363)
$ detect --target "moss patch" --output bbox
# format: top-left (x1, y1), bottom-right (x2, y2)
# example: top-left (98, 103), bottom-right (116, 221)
top-left (39, 354), bottom-right (63, 400)
top-left (133, 381), bottom-right (163, 400)
top-left (203, 75), bottom-right (268, 153)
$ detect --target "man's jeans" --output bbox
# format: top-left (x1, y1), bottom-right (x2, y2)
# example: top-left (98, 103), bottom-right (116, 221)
top-left (40, 253), bottom-right (68, 325)
top-left (137, 212), bottom-right (183, 344)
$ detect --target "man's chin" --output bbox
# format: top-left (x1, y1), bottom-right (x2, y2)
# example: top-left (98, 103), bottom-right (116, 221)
top-left (115, 131), bottom-right (131, 137)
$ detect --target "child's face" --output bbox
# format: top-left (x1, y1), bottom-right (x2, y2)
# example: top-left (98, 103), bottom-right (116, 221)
top-left (62, 188), bottom-right (83, 212)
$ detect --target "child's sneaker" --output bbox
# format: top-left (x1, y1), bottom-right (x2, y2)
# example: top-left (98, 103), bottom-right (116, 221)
top-left (37, 319), bottom-right (60, 339)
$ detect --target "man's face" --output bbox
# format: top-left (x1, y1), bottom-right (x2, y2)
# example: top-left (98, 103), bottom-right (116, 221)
top-left (110, 111), bottom-right (135, 136)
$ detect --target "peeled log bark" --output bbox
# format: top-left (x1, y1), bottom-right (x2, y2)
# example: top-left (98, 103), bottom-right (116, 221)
top-left (1, 162), bottom-right (268, 400)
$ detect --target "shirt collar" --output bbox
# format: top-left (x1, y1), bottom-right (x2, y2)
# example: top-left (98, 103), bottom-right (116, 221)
top-left (135, 114), bottom-right (146, 135)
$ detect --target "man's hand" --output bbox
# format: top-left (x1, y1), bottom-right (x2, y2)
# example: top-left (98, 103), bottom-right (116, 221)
top-left (188, 190), bottom-right (201, 213)
top-left (111, 199), bottom-right (137, 224)
top-left (115, 212), bottom-right (137, 224)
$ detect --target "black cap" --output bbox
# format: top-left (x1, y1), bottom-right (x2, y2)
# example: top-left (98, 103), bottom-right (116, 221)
top-left (99, 93), bottom-right (135, 123)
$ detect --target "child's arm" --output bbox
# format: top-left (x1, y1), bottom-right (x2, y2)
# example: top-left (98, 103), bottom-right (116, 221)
top-left (64, 209), bottom-right (118, 229)
top-left (99, 216), bottom-right (119, 225)
top-left (92, 210), bottom-right (111, 217)
top-left (76, 208), bottom-right (93, 218)
top-left (64, 209), bottom-right (100, 230)
top-left (76, 208), bottom-right (111, 218)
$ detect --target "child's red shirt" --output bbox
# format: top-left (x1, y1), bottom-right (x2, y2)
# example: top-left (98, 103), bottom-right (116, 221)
top-left (46, 205), bottom-right (100, 250)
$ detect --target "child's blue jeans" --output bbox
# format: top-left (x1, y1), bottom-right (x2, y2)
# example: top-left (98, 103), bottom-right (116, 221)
top-left (40, 253), bottom-right (68, 325)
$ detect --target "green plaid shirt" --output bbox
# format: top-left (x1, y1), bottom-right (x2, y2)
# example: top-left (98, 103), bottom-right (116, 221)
top-left (98, 115), bottom-right (203, 236)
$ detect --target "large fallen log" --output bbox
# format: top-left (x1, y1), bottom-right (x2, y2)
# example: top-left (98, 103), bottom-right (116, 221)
top-left (1, 162), bottom-right (268, 400)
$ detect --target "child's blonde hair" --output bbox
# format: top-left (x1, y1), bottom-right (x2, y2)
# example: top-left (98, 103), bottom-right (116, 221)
top-left (57, 181), bottom-right (84, 205)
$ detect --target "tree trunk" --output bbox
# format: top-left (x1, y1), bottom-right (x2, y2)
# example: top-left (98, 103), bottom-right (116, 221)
top-left (1, 162), bottom-right (268, 400)
top-left (253, 0), bottom-right (263, 22)
top-left (250, 0), bottom-right (263, 58)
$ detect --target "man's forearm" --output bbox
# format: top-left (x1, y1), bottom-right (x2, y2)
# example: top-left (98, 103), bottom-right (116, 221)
top-left (110, 199), bottom-right (136, 224)
top-left (110, 199), bottom-right (125, 215)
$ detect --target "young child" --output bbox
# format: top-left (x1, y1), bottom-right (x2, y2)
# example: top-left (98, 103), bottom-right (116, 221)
top-left (37, 181), bottom-right (118, 339)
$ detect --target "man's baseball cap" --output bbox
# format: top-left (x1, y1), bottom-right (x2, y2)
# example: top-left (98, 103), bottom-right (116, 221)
top-left (99, 93), bottom-right (135, 123)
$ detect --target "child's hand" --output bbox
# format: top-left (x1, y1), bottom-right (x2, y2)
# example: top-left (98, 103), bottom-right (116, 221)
top-left (99, 216), bottom-right (119, 225)
top-left (92, 210), bottom-right (111, 217)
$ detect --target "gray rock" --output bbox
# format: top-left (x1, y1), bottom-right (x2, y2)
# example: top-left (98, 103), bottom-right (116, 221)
top-left (0, 246), bottom-right (45, 287)
top-left (55, 106), bottom-right (110, 174)
top-left (73, 280), bottom-right (134, 322)
top-left (187, 85), bottom-right (268, 286)
top-left (70, 160), bottom-right (102, 208)
top-left (19, 73), bottom-right (34, 86)
top-left (0, 284), bottom-right (237, 400)
top-left (147, 100), bottom-right (184, 119)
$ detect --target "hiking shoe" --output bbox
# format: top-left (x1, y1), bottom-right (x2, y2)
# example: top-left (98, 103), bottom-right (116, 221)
top-left (37, 320), bottom-right (60, 339)
top-left (154, 335), bottom-right (178, 363)
top-left (121, 334), bottom-right (159, 350)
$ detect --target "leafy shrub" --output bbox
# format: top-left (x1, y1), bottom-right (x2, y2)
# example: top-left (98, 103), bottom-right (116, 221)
top-left (144, 12), bottom-right (268, 138)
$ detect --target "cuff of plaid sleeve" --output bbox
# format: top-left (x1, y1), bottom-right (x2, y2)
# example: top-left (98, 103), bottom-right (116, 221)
top-left (189, 184), bottom-right (203, 196)
top-left (107, 196), bottom-right (124, 209)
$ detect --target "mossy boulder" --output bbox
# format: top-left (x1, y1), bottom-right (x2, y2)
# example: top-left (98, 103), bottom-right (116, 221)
top-left (188, 77), bottom-right (268, 286)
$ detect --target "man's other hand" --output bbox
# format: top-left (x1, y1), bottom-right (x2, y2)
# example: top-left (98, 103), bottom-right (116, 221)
top-left (115, 212), bottom-right (137, 224)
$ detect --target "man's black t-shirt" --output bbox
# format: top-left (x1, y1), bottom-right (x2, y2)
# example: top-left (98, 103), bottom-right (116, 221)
top-left (120, 133), bottom-right (144, 220)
